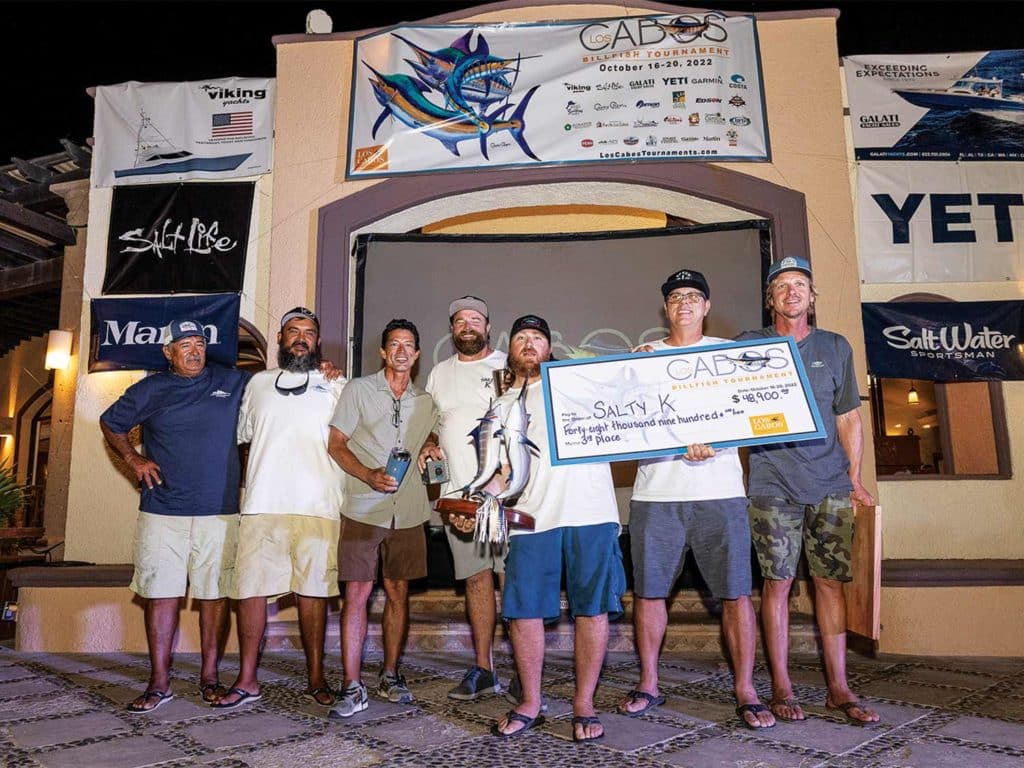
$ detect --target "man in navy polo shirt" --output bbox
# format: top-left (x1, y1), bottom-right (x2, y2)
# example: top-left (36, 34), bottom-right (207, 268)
top-left (101, 318), bottom-right (248, 713)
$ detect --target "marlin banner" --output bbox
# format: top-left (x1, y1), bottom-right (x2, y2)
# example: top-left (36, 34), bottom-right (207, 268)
top-left (93, 77), bottom-right (275, 187)
top-left (862, 301), bottom-right (1024, 381)
top-left (89, 293), bottom-right (240, 372)
top-left (843, 50), bottom-right (1024, 161)
top-left (347, 12), bottom-right (769, 178)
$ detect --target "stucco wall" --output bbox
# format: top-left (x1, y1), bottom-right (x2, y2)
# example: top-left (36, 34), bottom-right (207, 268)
top-left (0, 336), bottom-right (48, 483)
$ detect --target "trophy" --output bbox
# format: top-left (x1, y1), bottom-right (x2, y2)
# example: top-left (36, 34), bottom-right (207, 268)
top-left (435, 381), bottom-right (536, 543)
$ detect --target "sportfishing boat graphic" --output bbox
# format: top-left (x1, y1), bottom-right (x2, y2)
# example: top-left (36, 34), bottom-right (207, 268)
top-left (113, 110), bottom-right (252, 179)
top-left (364, 31), bottom-right (541, 161)
top-left (894, 75), bottom-right (1024, 123)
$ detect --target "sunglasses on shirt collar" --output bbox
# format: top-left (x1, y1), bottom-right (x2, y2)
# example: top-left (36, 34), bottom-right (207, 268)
top-left (274, 370), bottom-right (309, 396)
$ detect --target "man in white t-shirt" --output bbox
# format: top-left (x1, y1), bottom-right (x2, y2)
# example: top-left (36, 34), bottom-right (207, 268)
top-left (617, 270), bottom-right (775, 730)
top-left (418, 296), bottom-right (507, 701)
top-left (213, 307), bottom-right (346, 710)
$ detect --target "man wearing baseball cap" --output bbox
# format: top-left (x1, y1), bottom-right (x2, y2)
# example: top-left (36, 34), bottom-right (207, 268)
top-left (737, 257), bottom-right (880, 725)
top-left (618, 270), bottom-right (775, 730)
top-left (418, 296), bottom-right (509, 701)
top-left (100, 318), bottom-right (248, 712)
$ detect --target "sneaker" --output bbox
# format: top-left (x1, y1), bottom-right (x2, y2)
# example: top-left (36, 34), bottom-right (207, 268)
top-left (377, 670), bottom-right (414, 703)
top-left (328, 681), bottom-right (368, 719)
top-left (448, 665), bottom-right (502, 701)
top-left (504, 671), bottom-right (549, 712)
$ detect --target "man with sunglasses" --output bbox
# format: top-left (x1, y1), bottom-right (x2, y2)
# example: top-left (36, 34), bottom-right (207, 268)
top-left (618, 270), bottom-right (775, 730)
top-left (214, 307), bottom-right (347, 710)
top-left (101, 319), bottom-right (247, 712)
top-left (327, 318), bottom-right (438, 718)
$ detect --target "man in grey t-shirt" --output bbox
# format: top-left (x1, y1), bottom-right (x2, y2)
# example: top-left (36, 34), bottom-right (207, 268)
top-left (737, 256), bottom-right (880, 726)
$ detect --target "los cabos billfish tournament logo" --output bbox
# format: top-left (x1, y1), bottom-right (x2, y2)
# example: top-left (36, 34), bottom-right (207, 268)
top-left (749, 413), bottom-right (788, 435)
top-left (360, 31), bottom-right (542, 163)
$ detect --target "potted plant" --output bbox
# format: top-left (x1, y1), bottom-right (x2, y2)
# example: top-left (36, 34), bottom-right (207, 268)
top-left (0, 460), bottom-right (35, 555)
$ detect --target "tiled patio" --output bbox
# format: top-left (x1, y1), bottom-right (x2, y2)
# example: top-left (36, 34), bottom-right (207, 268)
top-left (2, 643), bottom-right (1023, 767)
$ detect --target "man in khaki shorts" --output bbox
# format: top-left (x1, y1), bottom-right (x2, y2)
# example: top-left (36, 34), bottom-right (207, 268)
top-left (214, 307), bottom-right (347, 709)
top-left (101, 318), bottom-right (248, 712)
top-left (327, 319), bottom-right (438, 718)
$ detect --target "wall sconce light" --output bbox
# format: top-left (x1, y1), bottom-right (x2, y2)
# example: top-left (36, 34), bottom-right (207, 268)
top-left (907, 382), bottom-right (920, 405)
top-left (0, 415), bottom-right (13, 437)
top-left (45, 330), bottom-right (73, 370)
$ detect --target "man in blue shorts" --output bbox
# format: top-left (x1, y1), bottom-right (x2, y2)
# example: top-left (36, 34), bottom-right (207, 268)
top-left (619, 269), bottom-right (774, 730)
top-left (101, 319), bottom-right (247, 712)
top-left (738, 256), bottom-right (880, 726)
top-left (489, 315), bottom-right (625, 743)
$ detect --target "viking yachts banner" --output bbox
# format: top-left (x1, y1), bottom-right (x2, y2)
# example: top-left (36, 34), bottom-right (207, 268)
top-left (856, 162), bottom-right (1024, 283)
top-left (347, 12), bottom-right (769, 177)
top-left (103, 182), bottom-right (254, 294)
top-left (862, 301), bottom-right (1024, 381)
top-left (93, 78), bottom-right (275, 187)
top-left (844, 51), bottom-right (1024, 161)
top-left (89, 293), bottom-right (240, 372)
top-left (539, 338), bottom-right (825, 466)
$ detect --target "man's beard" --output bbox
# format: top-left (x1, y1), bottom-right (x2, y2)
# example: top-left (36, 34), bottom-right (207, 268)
top-left (278, 342), bottom-right (321, 372)
top-left (508, 348), bottom-right (544, 380)
top-left (453, 330), bottom-right (487, 356)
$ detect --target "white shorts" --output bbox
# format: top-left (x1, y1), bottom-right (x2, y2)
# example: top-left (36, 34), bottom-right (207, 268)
top-left (233, 514), bottom-right (340, 599)
top-left (130, 512), bottom-right (238, 600)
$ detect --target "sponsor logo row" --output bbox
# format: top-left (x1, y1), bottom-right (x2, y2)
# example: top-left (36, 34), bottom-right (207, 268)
top-left (563, 73), bottom-right (750, 92)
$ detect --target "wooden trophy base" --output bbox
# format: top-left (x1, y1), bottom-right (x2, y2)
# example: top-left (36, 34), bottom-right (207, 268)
top-left (435, 498), bottom-right (536, 531)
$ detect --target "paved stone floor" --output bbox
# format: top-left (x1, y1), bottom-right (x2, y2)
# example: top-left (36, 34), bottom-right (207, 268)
top-left (2, 643), bottom-right (1023, 767)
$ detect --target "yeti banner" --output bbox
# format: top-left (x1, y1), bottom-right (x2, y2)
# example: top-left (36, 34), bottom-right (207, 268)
top-left (103, 182), bottom-right (254, 294)
top-left (862, 301), bottom-right (1024, 381)
top-left (348, 12), bottom-right (769, 177)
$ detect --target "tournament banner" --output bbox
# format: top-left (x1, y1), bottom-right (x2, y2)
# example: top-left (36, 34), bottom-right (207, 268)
top-left (857, 162), bottom-right (1024, 284)
top-left (93, 77), bottom-right (275, 187)
top-left (844, 50), bottom-right (1024, 161)
top-left (539, 338), bottom-right (825, 466)
top-left (348, 12), bottom-right (769, 178)
top-left (103, 182), bottom-right (254, 294)
top-left (862, 301), bottom-right (1024, 381)
top-left (89, 293), bottom-right (240, 372)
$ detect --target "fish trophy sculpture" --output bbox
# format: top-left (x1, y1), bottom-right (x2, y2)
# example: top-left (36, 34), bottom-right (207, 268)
top-left (435, 384), bottom-right (537, 543)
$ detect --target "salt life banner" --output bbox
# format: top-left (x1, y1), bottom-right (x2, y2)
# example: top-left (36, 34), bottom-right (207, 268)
top-left (347, 12), bottom-right (769, 178)
top-left (862, 301), bottom-right (1024, 381)
top-left (103, 182), bottom-right (254, 294)
top-left (93, 77), bottom-right (275, 187)
top-left (856, 162), bottom-right (1024, 283)
top-left (843, 50), bottom-right (1024, 161)
top-left (539, 338), bottom-right (824, 466)
top-left (89, 293), bottom-right (240, 372)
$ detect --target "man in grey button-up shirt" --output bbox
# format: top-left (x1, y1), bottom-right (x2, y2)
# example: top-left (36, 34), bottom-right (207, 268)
top-left (327, 318), bottom-right (438, 717)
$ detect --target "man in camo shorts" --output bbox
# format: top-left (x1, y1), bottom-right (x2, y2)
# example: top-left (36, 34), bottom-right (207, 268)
top-left (737, 256), bottom-right (880, 726)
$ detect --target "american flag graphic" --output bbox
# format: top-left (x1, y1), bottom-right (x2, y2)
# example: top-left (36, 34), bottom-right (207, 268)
top-left (211, 111), bottom-right (253, 138)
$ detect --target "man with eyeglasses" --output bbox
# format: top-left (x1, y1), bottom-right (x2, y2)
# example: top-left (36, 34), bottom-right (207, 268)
top-left (737, 256), bottom-right (879, 726)
top-left (214, 307), bottom-right (347, 710)
top-left (101, 319), bottom-right (247, 713)
top-left (417, 295), bottom-right (508, 702)
top-left (327, 318), bottom-right (438, 718)
top-left (617, 269), bottom-right (775, 730)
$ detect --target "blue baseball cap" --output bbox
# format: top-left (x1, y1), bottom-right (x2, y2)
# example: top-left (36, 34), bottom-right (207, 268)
top-left (767, 256), bottom-right (812, 283)
top-left (165, 319), bottom-right (206, 344)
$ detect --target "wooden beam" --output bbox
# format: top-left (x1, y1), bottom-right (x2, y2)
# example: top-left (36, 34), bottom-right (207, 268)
top-left (0, 230), bottom-right (58, 263)
top-left (0, 257), bottom-right (63, 300)
top-left (0, 199), bottom-right (75, 244)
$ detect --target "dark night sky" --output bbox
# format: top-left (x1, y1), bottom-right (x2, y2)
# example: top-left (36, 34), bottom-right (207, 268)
top-left (6, 0), bottom-right (1022, 161)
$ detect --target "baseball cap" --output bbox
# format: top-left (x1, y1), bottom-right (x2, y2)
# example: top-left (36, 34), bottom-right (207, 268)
top-left (509, 314), bottom-right (551, 342)
top-left (165, 319), bottom-right (207, 344)
top-left (280, 306), bottom-right (320, 329)
top-left (767, 256), bottom-right (812, 283)
top-left (661, 269), bottom-right (710, 299)
top-left (448, 295), bottom-right (489, 321)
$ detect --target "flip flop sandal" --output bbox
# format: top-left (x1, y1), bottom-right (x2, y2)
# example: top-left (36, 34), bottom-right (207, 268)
top-left (617, 689), bottom-right (666, 717)
top-left (199, 682), bottom-right (228, 704)
top-left (768, 697), bottom-right (806, 722)
top-left (491, 709), bottom-right (545, 738)
top-left (210, 687), bottom-right (262, 709)
top-left (572, 715), bottom-right (605, 742)
top-left (304, 686), bottom-right (336, 706)
top-left (735, 702), bottom-right (776, 730)
top-left (126, 689), bottom-right (174, 713)
top-left (827, 699), bottom-right (879, 726)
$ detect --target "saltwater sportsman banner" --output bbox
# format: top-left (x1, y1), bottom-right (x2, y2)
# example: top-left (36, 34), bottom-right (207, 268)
top-left (103, 182), bottom-right (254, 294)
top-left (856, 162), bottom-right (1024, 283)
top-left (347, 12), bottom-right (769, 178)
top-left (539, 338), bottom-right (824, 466)
top-left (843, 50), bottom-right (1024, 161)
top-left (862, 301), bottom-right (1024, 381)
top-left (93, 77), bottom-right (275, 187)
top-left (89, 293), bottom-right (240, 372)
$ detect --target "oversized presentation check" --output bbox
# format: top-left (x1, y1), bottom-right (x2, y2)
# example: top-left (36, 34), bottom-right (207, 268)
top-left (539, 338), bottom-right (826, 466)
